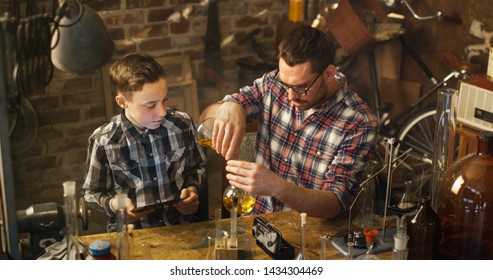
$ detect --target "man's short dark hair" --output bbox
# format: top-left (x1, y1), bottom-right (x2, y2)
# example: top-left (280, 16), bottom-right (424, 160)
top-left (278, 25), bottom-right (336, 74)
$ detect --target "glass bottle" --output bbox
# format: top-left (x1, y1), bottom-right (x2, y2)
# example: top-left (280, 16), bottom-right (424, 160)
top-left (438, 131), bottom-right (493, 259)
top-left (86, 240), bottom-right (116, 260)
top-left (406, 197), bottom-right (440, 259)
top-left (62, 180), bottom-right (80, 260)
top-left (115, 193), bottom-right (129, 260)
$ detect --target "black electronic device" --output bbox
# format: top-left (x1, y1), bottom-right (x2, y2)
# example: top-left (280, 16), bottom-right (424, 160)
top-left (252, 217), bottom-right (294, 260)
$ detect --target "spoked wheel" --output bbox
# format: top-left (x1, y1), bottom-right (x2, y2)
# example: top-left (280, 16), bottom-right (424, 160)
top-left (394, 107), bottom-right (436, 194)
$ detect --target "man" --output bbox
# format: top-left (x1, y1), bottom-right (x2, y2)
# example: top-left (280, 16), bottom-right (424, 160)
top-left (200, 26), bottom-right (377, 219)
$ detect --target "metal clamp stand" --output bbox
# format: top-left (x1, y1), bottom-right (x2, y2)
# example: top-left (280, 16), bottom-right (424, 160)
top-left (332, 138), bottom-right (412, 258)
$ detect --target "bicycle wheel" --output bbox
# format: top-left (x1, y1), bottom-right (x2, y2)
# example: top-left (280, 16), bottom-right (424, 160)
top-left (394, 107), bottom-right (436, 193)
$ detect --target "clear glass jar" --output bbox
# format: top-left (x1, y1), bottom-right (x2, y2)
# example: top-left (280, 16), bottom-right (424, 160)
top-left (437, 131), bottom-right (493, 259)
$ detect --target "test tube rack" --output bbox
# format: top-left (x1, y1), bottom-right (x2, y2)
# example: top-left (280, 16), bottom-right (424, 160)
top-left (213, 237), bottom-right (238, 260)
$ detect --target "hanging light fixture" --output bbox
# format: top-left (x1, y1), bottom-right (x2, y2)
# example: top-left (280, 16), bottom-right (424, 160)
top-left (51, 0), bottom-right (113, 74)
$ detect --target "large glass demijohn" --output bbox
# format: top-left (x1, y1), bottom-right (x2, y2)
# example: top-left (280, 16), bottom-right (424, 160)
top-left (437, 131), bottom-right (493, 259)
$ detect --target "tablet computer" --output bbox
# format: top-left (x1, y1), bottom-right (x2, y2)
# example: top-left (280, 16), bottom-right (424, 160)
top-left (132, 197), bottom-right (183, 213)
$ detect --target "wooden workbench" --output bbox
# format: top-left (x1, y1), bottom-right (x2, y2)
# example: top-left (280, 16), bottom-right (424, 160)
top-left (79, 211), bottom-right (391, 260)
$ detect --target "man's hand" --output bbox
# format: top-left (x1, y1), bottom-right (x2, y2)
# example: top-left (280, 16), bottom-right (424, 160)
top-left (213, 102), bottom-right (246, 160)
top-left (174, 187), bottom-right (199, 215)
top-left (111, 196), bottom-right (153, 223)
top-left (225, 160), bottom-right (282, 197)
top-left (225, 160), bottom-right (342, 219)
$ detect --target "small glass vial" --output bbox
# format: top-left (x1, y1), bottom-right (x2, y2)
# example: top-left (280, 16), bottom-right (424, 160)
top-left (115, 193), bottom-right (129, 260)
top-left (63, 181), bottom-right (80, 260)
top-left (127, 224), bottom-right (135, 260)
top-left (141, 242), bottom-right (154, 260)
top-left (294, 213), bottom-right (308, 260)
top-left (86, 240), bottom-right (116, 260)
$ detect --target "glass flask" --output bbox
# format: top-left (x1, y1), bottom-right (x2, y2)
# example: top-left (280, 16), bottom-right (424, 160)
top-left (223, 185), bottom-right (256, 215)
top-left (197, 117), bottom-right (215, 150)
top-left (437, 131), bottom-right (493, 259)
top-left (406, 197), bottom-right (440, 259)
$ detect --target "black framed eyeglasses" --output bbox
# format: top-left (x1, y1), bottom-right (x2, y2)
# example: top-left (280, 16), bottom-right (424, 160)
top-left (274, 70), bottom-right (323, 96)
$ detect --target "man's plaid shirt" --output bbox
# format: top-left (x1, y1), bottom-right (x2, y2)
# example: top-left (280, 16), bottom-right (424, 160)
top-left (223, 70), bottom-right (377, 214)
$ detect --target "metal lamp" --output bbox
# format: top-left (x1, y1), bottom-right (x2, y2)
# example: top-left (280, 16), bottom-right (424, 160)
top-left (51, 0), bottom-right (113, 74)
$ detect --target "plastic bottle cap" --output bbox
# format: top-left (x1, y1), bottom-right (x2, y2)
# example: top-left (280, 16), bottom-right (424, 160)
top-left (62, 181), bottom-right (76, 196)
top-left (89, 240), bottom-right (111, 255)
top-left (115, 193), bottom-right (128, 209)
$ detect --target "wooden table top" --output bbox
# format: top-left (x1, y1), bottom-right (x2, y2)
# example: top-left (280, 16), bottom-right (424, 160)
top-left (79, 210), bottom-right (392, 260)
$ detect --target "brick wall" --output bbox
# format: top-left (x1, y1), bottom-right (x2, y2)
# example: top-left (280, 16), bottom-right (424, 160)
top-left (10, 0), bottom-right (287, 213)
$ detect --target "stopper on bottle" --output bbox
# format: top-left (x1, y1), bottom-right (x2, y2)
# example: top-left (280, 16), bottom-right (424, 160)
top-left (115, 193), bottom-right (128, 209)
top-left (62, 181), bottom-right (76, 196)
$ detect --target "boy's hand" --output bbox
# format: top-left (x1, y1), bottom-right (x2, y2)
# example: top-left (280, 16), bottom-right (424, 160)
top-left (174, 187), bottom-right (199, 215)
top-left (111, 196), bottom-right (153, 222)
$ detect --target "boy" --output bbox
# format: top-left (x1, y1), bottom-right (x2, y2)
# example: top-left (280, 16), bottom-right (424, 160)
top-left (82, 53), bottom-right (207, 230)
